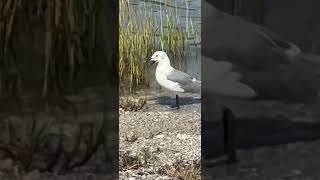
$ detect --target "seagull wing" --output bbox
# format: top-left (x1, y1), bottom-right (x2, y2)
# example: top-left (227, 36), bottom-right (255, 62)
top-left (167, 69), bottom-right (201, 93)
top-left (202, 56), bottom-right (256, 98)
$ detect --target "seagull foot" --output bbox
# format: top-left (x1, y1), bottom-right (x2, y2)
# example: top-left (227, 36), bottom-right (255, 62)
top-left (170, 105), bottom-right (180, 110)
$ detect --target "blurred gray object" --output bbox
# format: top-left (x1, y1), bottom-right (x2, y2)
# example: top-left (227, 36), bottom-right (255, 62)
top-left (202, 0), bottom-right (320, 163)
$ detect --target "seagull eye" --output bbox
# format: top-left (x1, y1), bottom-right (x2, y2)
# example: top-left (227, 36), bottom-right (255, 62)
top-left (156, 55), bottom-right (159, 57)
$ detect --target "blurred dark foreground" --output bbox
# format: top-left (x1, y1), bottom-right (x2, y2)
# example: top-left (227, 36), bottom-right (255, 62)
top-left (0, 0), bottom-right (119, 179)
top-left (202, 0), bottom-right (320, 179)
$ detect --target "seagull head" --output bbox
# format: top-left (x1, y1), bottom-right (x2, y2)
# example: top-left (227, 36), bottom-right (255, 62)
top-left (149, 51), bottom-right (170, 66)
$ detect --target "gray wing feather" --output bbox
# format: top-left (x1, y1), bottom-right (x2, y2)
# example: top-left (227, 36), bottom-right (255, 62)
top-left (167, 70), bottom-right (201, 93)
top-left (202, 56), bottom-right (256, 98)
top-left (167, 70), bottom-right (194, 85)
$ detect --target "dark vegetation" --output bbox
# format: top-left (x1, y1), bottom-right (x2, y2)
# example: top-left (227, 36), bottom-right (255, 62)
top-left (0, 0), bottom-right (118, 176)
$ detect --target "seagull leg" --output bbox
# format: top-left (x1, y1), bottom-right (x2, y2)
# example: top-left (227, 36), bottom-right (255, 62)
top-left (222, 107), bottom-right (237, 163)
top-left (176, 95), bottom-right (180, 109)
top-left (171, 95), bottom-right (180, 110)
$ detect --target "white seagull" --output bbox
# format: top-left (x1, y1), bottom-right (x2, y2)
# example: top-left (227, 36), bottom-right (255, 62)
top-left (148, 51), bottom-right (201, 109)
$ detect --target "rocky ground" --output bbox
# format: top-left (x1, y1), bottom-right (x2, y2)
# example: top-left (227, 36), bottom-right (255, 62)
top-left (119, 90), bottom-right (320, 180)
top-left (1, 87), bottom-right (320, 180)
top-left (119, 91), bottom-right (201, 180)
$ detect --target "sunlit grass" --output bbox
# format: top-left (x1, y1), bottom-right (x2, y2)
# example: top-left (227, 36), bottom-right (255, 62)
top-left (119, 0), bottom-right (198, 92)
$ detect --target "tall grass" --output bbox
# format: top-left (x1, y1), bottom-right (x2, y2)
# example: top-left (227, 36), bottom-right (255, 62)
top-left (0, 0), bottom-right (101, 97)
top-left (119, 0), bottom-right (197, 92)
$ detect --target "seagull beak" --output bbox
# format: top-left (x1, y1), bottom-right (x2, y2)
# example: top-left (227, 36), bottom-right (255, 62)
top-left (145, 58), bottom-right (156, 65)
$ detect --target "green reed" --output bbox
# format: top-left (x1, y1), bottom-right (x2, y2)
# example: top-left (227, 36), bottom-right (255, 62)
top-left (119, 0), bottom-right (197, 92)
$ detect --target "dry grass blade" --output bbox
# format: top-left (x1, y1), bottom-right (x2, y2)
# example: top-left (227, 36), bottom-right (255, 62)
top-left (3, 0), bottom-right (12, 16)
top-left (119, 95), bottom-right (147, 111)
top-left (66, 0), bottom-right (76, 86)
top-left (163, 160), bottom-right (201, 180)
top-left (5, 0), bottom-right (17, 52)
top-left (42, 1), bottom-right (54, 97)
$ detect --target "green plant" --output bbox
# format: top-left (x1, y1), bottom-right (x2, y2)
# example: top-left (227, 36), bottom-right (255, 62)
top-left (119, 0), bottom-right (198, 92)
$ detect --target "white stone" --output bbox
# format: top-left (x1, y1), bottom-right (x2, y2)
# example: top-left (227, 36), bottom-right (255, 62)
top-left (177, 133), bottom-right (189, 140)
top-left (156, 134), bottom-right (165, 139)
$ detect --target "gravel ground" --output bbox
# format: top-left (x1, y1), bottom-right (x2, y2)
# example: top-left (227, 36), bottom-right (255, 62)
top-left (119, 91), bottom-right (201, 179)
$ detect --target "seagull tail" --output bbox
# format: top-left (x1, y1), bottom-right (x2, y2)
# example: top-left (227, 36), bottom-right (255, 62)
top-left (192, 78), bottom-right (201, 84)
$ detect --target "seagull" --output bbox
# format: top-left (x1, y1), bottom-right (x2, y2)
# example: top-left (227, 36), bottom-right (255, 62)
top-left (203, 0), bottom-right (320, 163)
top-left (148, 51), bottom-right (201, 109)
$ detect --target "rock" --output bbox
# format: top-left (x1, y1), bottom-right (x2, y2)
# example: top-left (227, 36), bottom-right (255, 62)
top-left (176, 133), bottom-right (189, 140)
top-left (156, 134), bottom-right (165, 139)
top-left (156, 176), bottom-right (172, 180)
top-left (126, 170), bottom-right (133, 177)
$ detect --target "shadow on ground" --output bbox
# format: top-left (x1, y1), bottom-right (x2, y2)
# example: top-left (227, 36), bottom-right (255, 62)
top-left (153, 96), bottom-right (201, 106)
top-left (202, 117), bottom-right (320, 165)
